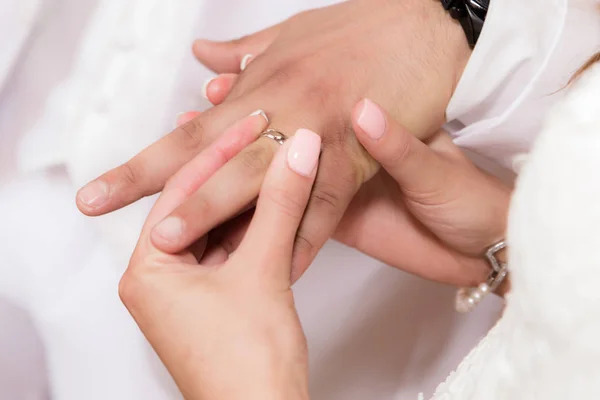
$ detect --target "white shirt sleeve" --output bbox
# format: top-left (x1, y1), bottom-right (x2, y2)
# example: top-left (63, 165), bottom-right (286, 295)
top-left (447, 0), bottom-right (600, 173)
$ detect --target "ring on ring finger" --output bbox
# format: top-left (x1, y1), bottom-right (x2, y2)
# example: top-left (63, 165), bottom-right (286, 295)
top-left (261, 128), bottom-right (288, 145)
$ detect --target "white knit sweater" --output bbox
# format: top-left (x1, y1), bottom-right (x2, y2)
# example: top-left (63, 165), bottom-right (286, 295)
top-left (432, 63), bottom-right (600, 399)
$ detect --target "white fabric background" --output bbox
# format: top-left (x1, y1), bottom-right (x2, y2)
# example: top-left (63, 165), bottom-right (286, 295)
top-left (0, 0), bottom-right (597, 399)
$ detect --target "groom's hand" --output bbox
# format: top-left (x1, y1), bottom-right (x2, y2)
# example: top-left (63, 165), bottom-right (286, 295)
top-left (77, 0), bottom-right (470, 280)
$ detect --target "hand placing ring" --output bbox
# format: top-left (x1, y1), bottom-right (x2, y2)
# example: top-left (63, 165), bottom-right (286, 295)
top-left (78, 0), bottom-right (474, 283)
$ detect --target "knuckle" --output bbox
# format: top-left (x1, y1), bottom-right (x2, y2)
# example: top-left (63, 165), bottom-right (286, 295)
top-left (263, 52), bottom-right (321, 90)
top-left (193, 195), bottom-right (214, 219)
top-left (264, 65), bottom-right (296, 89)
top-left (177, 117), bottom-right (207, 150)
top-left (301, 70), bottom-right (347, 112)
top-left (263, 186), bottom-right (305, 220)
top-left (119, 161), bottom-right (143, 188)
top-left (387, 133), bottom-right (413, 168)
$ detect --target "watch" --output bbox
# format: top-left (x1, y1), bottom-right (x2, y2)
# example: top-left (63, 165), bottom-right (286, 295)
top-left (441, 0), bottom-right (489, 48)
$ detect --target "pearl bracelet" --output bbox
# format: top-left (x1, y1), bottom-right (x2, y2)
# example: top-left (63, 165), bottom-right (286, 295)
top-left (455, 241), bottom-right (508, 313)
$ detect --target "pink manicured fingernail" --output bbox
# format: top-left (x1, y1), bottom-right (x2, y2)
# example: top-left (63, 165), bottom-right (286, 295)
top-left (287, 129), bottom-right (321, 177)
top-left (153, 217), bottom-right (184, 243)
top-left (78, 181), bottom-right (109, 208)
top-left (357, 99), bottom-right (386, 140)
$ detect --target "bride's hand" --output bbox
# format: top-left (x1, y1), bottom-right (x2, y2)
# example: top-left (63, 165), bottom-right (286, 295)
top-left (337, 99), bottom-right (511, 292)
top-left (178, 90), bottom-right (511, 292)
top-left (119, 128), bottom-right (321, 400)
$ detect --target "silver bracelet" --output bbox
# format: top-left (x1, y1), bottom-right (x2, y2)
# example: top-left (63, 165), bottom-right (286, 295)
top-left (455, 240), bottom-right (508, 313)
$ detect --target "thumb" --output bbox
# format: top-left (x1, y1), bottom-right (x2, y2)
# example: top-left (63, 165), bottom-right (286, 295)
top-left (193, 23), bottom-right (281, 73)
top-left (236, 129), bottom-right (321, 281)
top-left (351, 99), bottom-right (450, 197)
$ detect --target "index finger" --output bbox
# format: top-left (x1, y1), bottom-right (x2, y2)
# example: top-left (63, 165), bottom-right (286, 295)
top-left (131, 111), bottom-right (269, 261)
top-left (76, 101), bottom-right (249, 216)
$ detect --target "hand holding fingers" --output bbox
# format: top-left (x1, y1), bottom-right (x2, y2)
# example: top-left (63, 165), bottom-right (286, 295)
top-left (114, 2), bottom-right (481, 392)
top-left (149, 128), bottom-right (281, 253)
top-left (175, 76), bottom-right (351, 275)
top-left (120, 135), bottom-right (318, 400)
top-left (127, 111), bottom-right (269, 262)
top-left (352, 98), bottom-right (451, 197)
top-left (150, 90), bottom-right (332, 254)
top-left (174, 80), bottom-right (320, 267)
top-left (351, 98), bottom-right (511, 257)
top-left (161, 102), bottom-right (364, 285)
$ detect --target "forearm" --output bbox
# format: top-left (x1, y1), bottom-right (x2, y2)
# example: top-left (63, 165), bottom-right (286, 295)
top-left (159, 338), bottom-right (310, 400)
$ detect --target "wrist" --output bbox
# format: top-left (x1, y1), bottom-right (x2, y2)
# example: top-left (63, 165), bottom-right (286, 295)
top-left (395, 0), bottom-right (473, 137)
top-left (190, 374), bottom-right (309, 400)
top-left (437, 2), bottom-right (474, 105)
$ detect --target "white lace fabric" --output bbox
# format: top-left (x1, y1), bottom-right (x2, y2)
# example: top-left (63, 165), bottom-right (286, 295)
top-left (432, 64), bottom-right (600, 399)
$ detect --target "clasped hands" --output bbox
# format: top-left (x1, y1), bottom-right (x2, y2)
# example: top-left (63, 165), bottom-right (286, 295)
top-left (75, 0), bottom-right (511, 398)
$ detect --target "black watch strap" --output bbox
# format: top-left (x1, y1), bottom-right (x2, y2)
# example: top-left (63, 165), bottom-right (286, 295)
top-left (441, 0), bottom-right (489, 48)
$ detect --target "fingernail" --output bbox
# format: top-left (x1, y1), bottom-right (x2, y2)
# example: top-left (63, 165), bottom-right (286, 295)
top-left (77, 181), bottom-right (109, 208)
top-left (240, 54), bottom-right (253, 71)
top-left (357, 99), bottom-right (386, 140)
top-left (249, 109), bottom-right (269, 123)
top-left (202, 78), bottom-right (213, 99)
top-left (153, 217), bottom-right (184, 243)
top-left (287, 129), bottom-right (321, 177)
